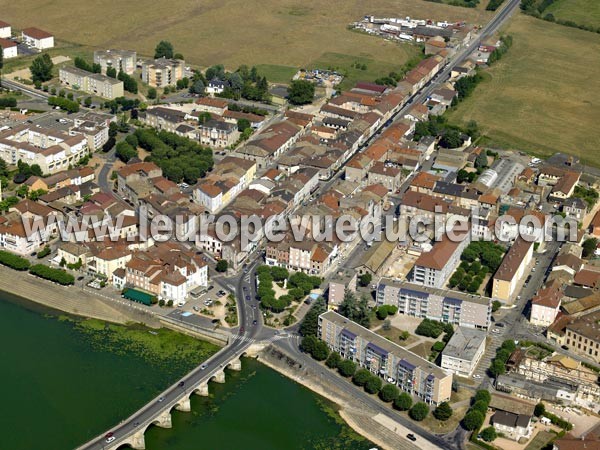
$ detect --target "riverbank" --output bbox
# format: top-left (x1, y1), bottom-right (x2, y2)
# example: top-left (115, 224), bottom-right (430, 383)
top-left (0, 264), bottom-right (154, 325)
top-left (258, 345), bottom-right (424, 450)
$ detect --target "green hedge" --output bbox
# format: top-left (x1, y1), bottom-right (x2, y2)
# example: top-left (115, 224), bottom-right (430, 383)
top-left (0, 250), bottom-right (31, 271)
top-left (29, 264), bottom-right (75, 285)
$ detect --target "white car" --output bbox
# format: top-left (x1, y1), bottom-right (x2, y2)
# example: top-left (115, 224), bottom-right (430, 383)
top-left (473, 374), bottom-right (482, 379)
top-left (177, 301), bottom-right (185, 307)
top-left (105, 436), bottom-right (116, 443)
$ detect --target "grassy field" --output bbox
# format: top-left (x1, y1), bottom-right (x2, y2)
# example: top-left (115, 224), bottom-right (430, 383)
top-left (2, 0), bottom-right (490, 80)
top-left (447, 14), bottom-right (600, 166)
top-left (546, 0), bottom-right (600, 28)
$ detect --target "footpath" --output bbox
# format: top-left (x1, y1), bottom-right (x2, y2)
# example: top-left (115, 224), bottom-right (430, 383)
top-left (0, 265), bottom-right (154, 325)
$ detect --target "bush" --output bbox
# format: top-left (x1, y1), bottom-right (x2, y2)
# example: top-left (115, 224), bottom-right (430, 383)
top-left (409, 402), bottom-right (429, 421)
top-left (47, 96), bottom-right (79, 113)
top-left (480, 426), bottom-right (497, 442)
top-left (364, 376), bottom-right (383, 394)
top-left (0, 98), bottom-right (17, 108)
top-left (394, 392), bottom-right (413, 411)
top-left (37, 246), bottom-right (51, 259)
top-left (379, 384), bottom-right (400, 403)
top-left (415, 318), bottom-right (446, 338)
top-left (352, 369), bottom-right (372, 387)
top-left (311, 340), bottom-right (330, 361)
top-left (0, 251), bottom-right (31, 271)
top-left (29, 264), bottom-right (75, 285)
top-left (534, 402), bottom-right (545, 417)
top-left (433, 401), bottom-right (453, 421)
top-left (432, 341), bottom-right (446, 352)
top-left (337, 359), bottom-right (357, 378)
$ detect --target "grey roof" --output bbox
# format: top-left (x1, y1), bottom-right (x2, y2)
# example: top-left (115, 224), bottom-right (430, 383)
top-left (492, 411), bottom-right (531, 429)
top-left (433, 181), bottom-right (464, 197)
top-left (442, 327), bottom-right (486, 361)
top-left (379, 279), bottom-right (492, 307)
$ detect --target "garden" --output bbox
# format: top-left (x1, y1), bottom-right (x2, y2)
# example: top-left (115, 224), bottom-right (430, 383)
top-left (448, 241), bottom-right (505, 294)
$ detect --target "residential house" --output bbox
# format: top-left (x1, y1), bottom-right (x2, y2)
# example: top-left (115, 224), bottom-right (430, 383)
top-left (0, 21), bottom-right (10, 39)
top-left (0, 38), bottom-right (17, 59)
top-left (21, 27), bottom-right (54, 50)
top-left (198, 119), bottom-right (238, 148)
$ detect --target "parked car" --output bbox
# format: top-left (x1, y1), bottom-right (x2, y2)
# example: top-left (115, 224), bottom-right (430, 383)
top-left (178, 381), bottom-right (185, 387)
top-left (407, 434), bottom-right (417, 442)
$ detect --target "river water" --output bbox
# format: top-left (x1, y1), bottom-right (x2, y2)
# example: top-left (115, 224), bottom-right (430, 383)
top-left (0, 292), bottom-right (373, 450)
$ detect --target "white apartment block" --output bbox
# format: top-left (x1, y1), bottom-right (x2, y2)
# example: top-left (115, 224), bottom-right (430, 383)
top-left (59, 66), bottom-right (124, 100)
top-left (377, 279), bottom-right (492, 330)
top-left (21, 27), bottom-right (54, 50)
top-left (0, 21), bottom-right (11, 39)
top-left (93, 49), bottom-right (137, 75)
top-left (0, 38), bottom-right (17, 59)
top-left (441, 327), bottom-right (487, 377)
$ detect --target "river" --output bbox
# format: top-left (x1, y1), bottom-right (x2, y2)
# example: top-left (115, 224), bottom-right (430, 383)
top-left (0, 292), bottom-right (373, 450)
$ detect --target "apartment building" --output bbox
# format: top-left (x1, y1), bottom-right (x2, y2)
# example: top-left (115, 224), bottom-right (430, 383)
top-left (138, 107), bottom-right (187, 133)
top-left (21, 27), bottom-right (54, 50)
top-left (0, 38), bottom-right (17, 59)
top-left (70, 111), bottom-right (115, 151)
top-left (377, 279), bottom-right (492, 330)
top-left (235, 120), bottom-right (302, 168)
top-left (564, 310), bottom-right (600, 363)
top-left (198, 119), bottom-right (238, 148)
top-left (328, 269), bottom-right (357, 311)
top-left (116, 161), bottom-right (163, 204)
top-left (141, 57), bottom-right (185, 88)
top-left (492, 237), bottom-right (533, 303)
top-left (59, 66), bottom-right (124, 99)
top-left (411, 230), bottom-right (470, 288)
top-left (0, 21), bottom-right (10, 39)
top-left (0, 124), bottom-right (88, 174)
top-left (319, 310), bottom-right (452, 405)
top-left (124, 242), bottom-right (208, 303)
top-left (441, 327), bottom-right (487, 377)
top-left (530, 282), bottom-right (562, 327)
top-left (93, 49), bottom-right (137, 75)
top-left (367, 162), bottom-right (402, 191)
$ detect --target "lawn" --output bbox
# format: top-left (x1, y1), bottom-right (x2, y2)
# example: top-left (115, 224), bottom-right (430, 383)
top-left (1, 0), bottom-right (490, 78)
top-left (545, 0), bottom-right (600, 29)
top-left (524, 430), bottom-right (557, 450)
top-left (447, 14), bottom-right (600, 166)
top-left (255, 64), bottom-right (298, 84)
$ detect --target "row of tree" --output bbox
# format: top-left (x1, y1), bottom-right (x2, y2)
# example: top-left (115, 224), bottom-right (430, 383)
top-left (0, 251), bottom-right (74, 285)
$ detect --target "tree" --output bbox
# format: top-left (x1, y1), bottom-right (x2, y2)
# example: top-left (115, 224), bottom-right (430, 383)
top-left (358, 273), bottom-right (372, 287)
top-left (147, 87), bottom-right (157, 100)
top-left (439, 129), bottom-right (463, 149)
top-left (84, 97), bottom-right (92, 107)
top-left (489, 358), bottom-right (506, 377)
top-left (325, 351), bottom-right (341, 369)
top-left (473, 390), bottom-right (491, 405)
top-left (472, 400), bottom-right (489, 415)
top-left (534, 402), bottom-right (546, 417)
top-left (364, 376), bottom-right (383, 394)
top-left (492, 300), bottom-right (502, 312)
top-left (237, 118), bottom-right (251, 132)
top-left (352, 369), bottom-right (372, 386)
top-left (379, 384), bottom-right (399, 403)
top-left (287, 80), bottom-right (315, 105)
top-left (433, 402), bottom-right (453, 421)
top-left (394, 392), bottom-right (413, 411)
top-left (338, 289), bottom-right (371, 328)
top-left (106, 67), bottom-right (117, 78)
top-left (475, 151), bottom-right (488, 169)
top-left (462, 410), bottom-right (485, 431)
top-left (409, 402), bottom-right (429, 421)
top-left (337, 359), bottom-right (357, 378)
top-left (190, 79), bottom-right (205, 94)
top-left (216, 260), bottom-right (228, 272)
top-left (299, 297), bottom-right (326, 337)
top-left (115, 141), bottom-right (138, 163)
top-left (480, 426), bottom-right (497, 442)
top-left (582, 238), bottom-right (598, 258)
top-left (154, 40), bottom-right (174, 59)
top-left (30, 54), bottom-right (54, 83)
top-left (311, 340), bottom-right (329, 361)
top-left (300, 335), bottom-right (318, 354)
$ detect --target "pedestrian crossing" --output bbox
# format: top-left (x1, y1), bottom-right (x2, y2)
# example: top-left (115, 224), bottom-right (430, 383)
top-left (229, 332), bottom-right (300, 346)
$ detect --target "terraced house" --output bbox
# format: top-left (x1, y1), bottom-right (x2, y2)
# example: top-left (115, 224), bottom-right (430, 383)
top-left (318, 311), bottom-right (452, 405)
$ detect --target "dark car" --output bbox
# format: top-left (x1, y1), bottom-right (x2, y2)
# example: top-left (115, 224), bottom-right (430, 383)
top-left (243, 286), bottom-right (248, 291)
top-left (496, 322), bottom-right (505, 327)
top-left (407, 434), bottom-right (417, 441)
top-left (245, 295), bottom-right (251, 301)
top-left (253, 319), bottom-right (257, 325)
top-left (178, 381), bottom-right (185, 387)
top-left (561, 345), bottom-right (569, 350)
top-left (208, 285), bottom-right (214, 291)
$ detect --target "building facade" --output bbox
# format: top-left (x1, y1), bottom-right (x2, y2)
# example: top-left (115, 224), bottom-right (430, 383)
top-left (141, 58), bottom-right (185, 88)
top-left (441, 327), bottom-right (487, 377)
top-left (59, 66), bottom-right (124, 99)
top-left (377, 279), bottom-right (492, 329)
top-left (319, 310), bottom-right (452, 405)
top-left (93, 49), bottom-right (137, 75)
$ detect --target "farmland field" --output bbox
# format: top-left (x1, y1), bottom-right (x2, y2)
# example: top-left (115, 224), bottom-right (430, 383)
top-left (1, 0), bottom-right (490, 79)
top-left (545, 0), bottom-right (600, 29)
top-left (447, 14), bottom-right (600, 166)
